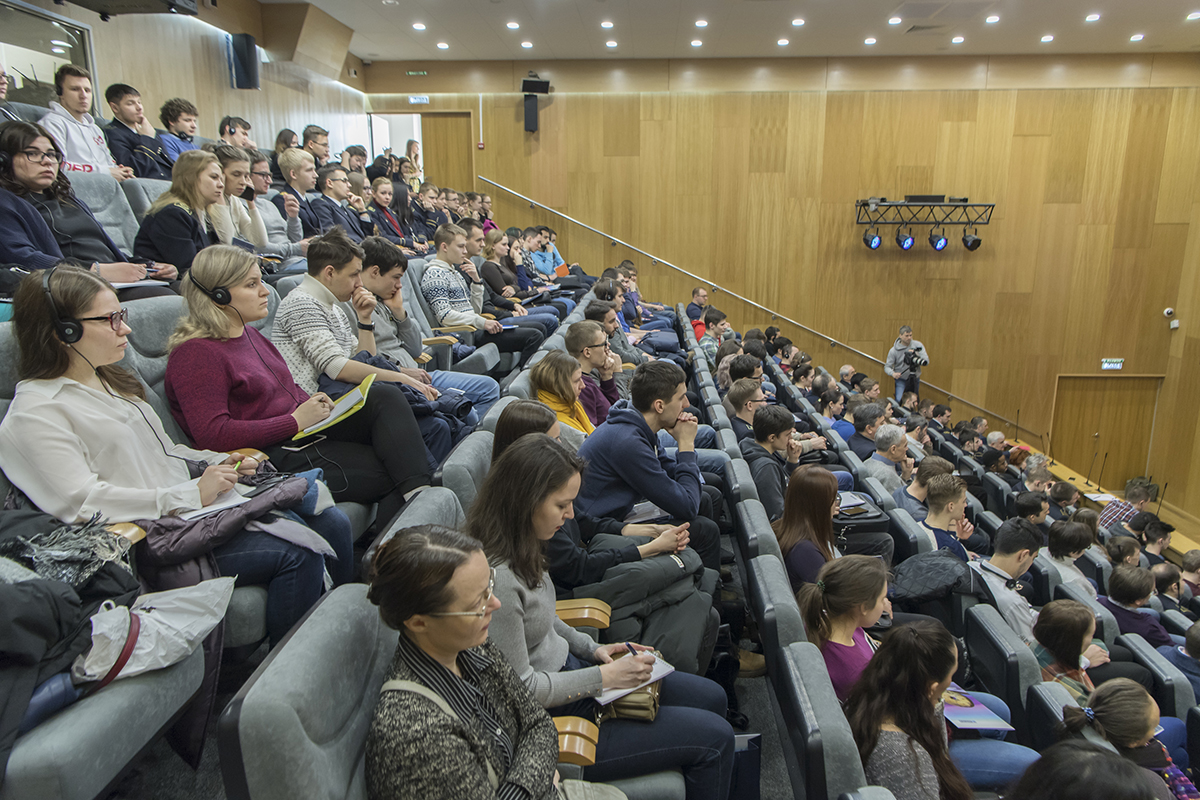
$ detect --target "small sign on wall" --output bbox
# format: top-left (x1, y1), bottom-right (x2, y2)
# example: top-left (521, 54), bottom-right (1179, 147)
top-left (1101, 358), bottom-right (1124, 371)
top-left (409, 95), bottom-right (430, 105)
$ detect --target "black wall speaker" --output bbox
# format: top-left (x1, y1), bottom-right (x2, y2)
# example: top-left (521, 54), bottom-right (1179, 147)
top-left (229, 33), bottom-right (260, 90)
top-left (524, 94), bottom-right (538, 133)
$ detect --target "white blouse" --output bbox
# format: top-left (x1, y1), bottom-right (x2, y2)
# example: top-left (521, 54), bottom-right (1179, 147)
top-left (210, 195), bottom-right (269, 249)
top-left (0, 377), bottom-right (227, 523)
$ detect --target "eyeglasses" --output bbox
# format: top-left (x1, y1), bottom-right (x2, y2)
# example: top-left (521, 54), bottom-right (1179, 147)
top-left (586, 340), bottom-right (610, 350)
top-left (250, 171), bottom-right (272, 179)
top-left (426, 567), bottom-right (495, 618)
top-left (328, 177), bottom-right (350, 184)
top-left (79, 308), bottom-right (129, 332)
top-left (20, 149), bottom-right (62, 165)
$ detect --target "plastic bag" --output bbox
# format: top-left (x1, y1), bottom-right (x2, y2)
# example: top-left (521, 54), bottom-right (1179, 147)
top-left (71, 577), bottom-right (236, 683)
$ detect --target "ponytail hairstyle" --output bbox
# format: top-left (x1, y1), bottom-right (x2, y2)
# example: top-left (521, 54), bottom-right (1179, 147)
top-left (844, 621), bottom-right (972, 800)
top-left (1060, 678), bottom-right (1157, 750)
top-left (367, 524), bottom-right (484, 632)
top-left (795, 555), bottom-right (888, 647)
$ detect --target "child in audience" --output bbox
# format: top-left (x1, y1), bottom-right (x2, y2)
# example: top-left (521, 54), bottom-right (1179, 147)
top-left (1061, 678), bottom-right (1191, 784)
top-left (529, 350), bottom-right (594, 435)
top-left (365, 525), bottom-right (565, 800)
top-left (1045, 520), bottom-right (1099, 598)
top-left (0, 266), bottom-right (344, 643)
top-left (1032, 599), bottom-right (1106, 702)
top-left (134, 149), bottom-right (221, 273)
top-left (164, 244), bottom-right (434, 535)
top-left (1158, 622), bottom-right (1200, 701)
top-left (468, 433), bottom-right (736, 800)
top-left (1107, 535), bottom-right (1142, 566)
top-left (208, 144), bottom-right (268, 251)
top-left (1007, 740), bottom-right (1174, 800)
top-left (1099, 566), bottom-right (1182, 649)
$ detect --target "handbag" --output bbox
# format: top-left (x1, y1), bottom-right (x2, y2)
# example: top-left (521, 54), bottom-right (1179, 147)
top-left (594, 650), bottom-right (663, 724)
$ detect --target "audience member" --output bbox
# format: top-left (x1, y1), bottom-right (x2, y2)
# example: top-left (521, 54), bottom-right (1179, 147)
top-left (529, 350), bottom-right (593, 434)
top-left (837, 364), bottom-right (855, 388)
top-left (420, 224), bottom-right (542, 371)
top-left (341, 144), bottom-right (367, 174)
top-left (905, 414), bottom-right (931, 455)
top-left (899, 391), bottom-right (919, 413)
top-left (918, 397), bottom-right (935, 419)
top-left (271, 147), bottom-right (320, 237)
top-left (1139, 521), bottom-right (1173, 567)
top-left (467, 434), bottom-right (736, 799)
top-left (892, 456), bottom-right (955, 523)
top-left (38, 65), bottom-right (132, 181)
top-left (929, 404), bottom-right (952, 433)
top-left (133, 149), bottom-right (223, 273)
top-left (247, 150), bottom-right (309, 268)
top-left (1159, 623), bottom-right (1200, 701)
top-left (311, 163), bottom-right (371, 241)
top-left (858, 377), bottom-right (881, 403)
top-left (208, 144), bottom-right (268, 250)
top-left (1033, 599), bottom-right (1103, 703)
top-left (685, 286), bottom-right (709, 320)
top-left (268, 127), bottom-right (298, 187)
top-left (791, 363), bottom-right (814, 394)
top-left (860, 423), bottom-right (913, 495)
top-left (158, 97), bottom-right (199, 162)
top-left (1014, 465), bottom-right (1054, 495)
top-left (1016, 491), bottom-right (1051, 529)
top-left (353, 236), bottom-right (499, 422)
top-left (726, 377), bottom-right (766, 442)
top-left (1112, 510), bottom-right (1158, 541)
top-left (819, 388), bottom-right (848, 430)
top-left (459, 219), bottom-right (560, 338)
top-left (165, 244), bottom-right (431, 534)
top-left (1070, 507), bottom-right (1105, 555)
top-left (575, 361), bottom-right (721, 570)
top-left (480, 229), bottom-right (555, 308)
top-left (1048, 481), bottom-right (1080, 521)
top-left (806, 372), bottom-right (832, 406)
top-left (565, 320), bottom-right (620, 426)
top-left (1098, 565), bottom-right (1177, 649)
top-left (1150, 562), bottom-right (1196, 621)
top-left (218, 115), bottom-right (255, 149)
top-left (365, 177), bottom-right (416, 253)
top-left (301, 124), bottom-right (328, 167)
top-left (585, 299), bottom-right (646, 372)
top-left (979, 447), bottom-right (1016, 486)
top-left (918, 474), bottom-right (976, 562)
top-left (1061, 678), bottom-right (1191, 779)
top-left (1007, 740), bottom-right (1172, 800)
top-left (1106, 536), bottom-right (1142, 567)
top-left (404, 138), bottom-right (422, 182)
top-left (102, 83), bottom-right (173, 179)
top-left (0, 121), bottom-right (177, 291)
top-left (0, 266), bottom-right (341, 644)
top-left (411, 182), bottom-right (446, 239)
top-left (1181, 550), bottom-right (1200, 597)
top-left (847, 401), bottom-right (885, 460)
top-left (774, 466), bottom-right (843, 590)
top-left (986, 431), bottom-right (1008, 451)
top-left (1045, 520), bottom-right (1099, 598)
top-left (0, 62), bottom-right (15, 122)
top-left (741, 405), bottom-right (806, 520)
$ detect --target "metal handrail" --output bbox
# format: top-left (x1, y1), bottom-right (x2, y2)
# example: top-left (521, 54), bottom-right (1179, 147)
top-left (479, 175), bottom-right (1042, 439)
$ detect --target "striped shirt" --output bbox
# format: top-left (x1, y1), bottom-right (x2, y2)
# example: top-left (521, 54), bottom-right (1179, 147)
top-left (1098, 498), bottom-right (1137, 531)
top-left (271, 274), bottom-right (357, 394)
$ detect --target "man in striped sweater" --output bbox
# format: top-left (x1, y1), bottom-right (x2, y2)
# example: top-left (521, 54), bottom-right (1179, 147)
top-left (419, 223), bottom-right (542, 372)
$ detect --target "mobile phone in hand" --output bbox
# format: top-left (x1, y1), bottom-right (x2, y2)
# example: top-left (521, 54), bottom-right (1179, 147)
top-left (240, 185), bottom-right (256, 202)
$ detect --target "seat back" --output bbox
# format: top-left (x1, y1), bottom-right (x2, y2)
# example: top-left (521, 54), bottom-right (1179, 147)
top-left (434, 430), bottom-right (494, 513)
top-left (861, 477), bottom-right (896, 512)
top-left (539, 333), bottom-right (566, 352)
top-left (958, 454), bottom-right (984, 481)
top-left (478, 395), bottom-right (519, 432)
top-left (69, 172), bottom-right (141, 254)
top-left (838, 449), bottom-right (863, 484)
top-left (5, 101), bottom-right (47, 122)
top-left (274, 274), bottom-right (304, 298)
top-left (748, 556), bottom-right (807, 681)
top-left (1025, 682), bottom-right (1083, 753)
top-left (1029, 553), bottom-right (1063, 607)
top-left (1074, 548), bottom-right (1111, 595)
top-left (0, 322), bottom-right (21, 498)
top-left (778, 642), bottom-right (869, 800)
top-left (218, 585), bottom-right (399, 800)
top-left (886, 507), bottom-right (933, 563)
top-left (407, 258), bottom-right (457, 336)
top-left (982, 473), bottom-right (1011, 517)
top-left (120, 177), bottom-right (172, 219)
top-left (506, 369), bottom-right (534, 400)
top-left (964, 604), bottom-right (1041, 742)
top-left (120, 295), bottom-right (191, 444)
top-left (735, 499), bottom-right (782, 563)
top-left (1117, 633), bottom-right (1197, 718)
top-left (362, 487), bottom-right (466, 575)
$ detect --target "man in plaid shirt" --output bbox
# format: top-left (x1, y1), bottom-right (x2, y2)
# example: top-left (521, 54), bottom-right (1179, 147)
top-left (1098, 484), bottom-right (1153, 534)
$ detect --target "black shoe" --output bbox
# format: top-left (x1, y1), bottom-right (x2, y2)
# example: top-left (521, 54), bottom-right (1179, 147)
top-left (726, 709), bottom-right (750, 731)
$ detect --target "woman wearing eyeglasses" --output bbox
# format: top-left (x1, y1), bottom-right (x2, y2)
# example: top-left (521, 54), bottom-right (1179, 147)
top-left (0, 120), bottom-right (177, 298)
top-left (0, 265), bottom-right (341, 645)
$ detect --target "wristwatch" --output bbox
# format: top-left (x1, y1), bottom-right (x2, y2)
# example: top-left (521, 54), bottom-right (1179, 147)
top-left (357, 321), bottom-right (376, 331)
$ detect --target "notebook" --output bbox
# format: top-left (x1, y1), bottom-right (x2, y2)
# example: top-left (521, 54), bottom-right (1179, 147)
top-left (596, 651), bottom-right (675, 705)
top-left (294, 374), bottom-right (376, 439)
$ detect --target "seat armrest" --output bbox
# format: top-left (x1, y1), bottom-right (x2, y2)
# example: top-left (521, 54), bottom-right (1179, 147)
top-left (555, 598), bottom-right (612, 629)
top-left (422, 335), bottom-right (459, 345)
top-left (416, 352), bottom-right (432, 364)
top-left (109, 522), bottom-right (146, 544)
top-left (556, 715), bottom-right (598, 766)
top-left (432, 325), bottom-right (476, 333)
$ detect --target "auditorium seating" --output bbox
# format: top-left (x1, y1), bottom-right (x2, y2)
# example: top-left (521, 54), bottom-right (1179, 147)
top-left (433, 429), bottom-right (494, 513)
top-left (361, 486), bottom-right (466, 576)
top-left (964, 604), bottom-right (1041, 744)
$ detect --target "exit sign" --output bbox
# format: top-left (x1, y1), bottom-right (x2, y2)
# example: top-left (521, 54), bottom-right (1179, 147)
top-left (408, 95), bottom-right (430, 104)
top-left (1101, 358), bottom-right (1124, 371)
top-left (406, 70), bottom-right (427, 76)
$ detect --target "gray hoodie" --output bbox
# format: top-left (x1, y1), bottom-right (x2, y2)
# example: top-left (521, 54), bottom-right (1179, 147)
top-left (884, 337), bottom-right (928, 379)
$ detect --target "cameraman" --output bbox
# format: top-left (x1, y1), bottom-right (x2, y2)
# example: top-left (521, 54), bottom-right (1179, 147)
top-left (885, 325), bottom-right (929, 400)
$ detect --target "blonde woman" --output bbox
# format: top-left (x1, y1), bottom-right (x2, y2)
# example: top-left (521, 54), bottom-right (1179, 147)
top-left (133, 149), bottom-right (222, 273)
top-left (529, 350), bottom-right (593, 435)
top-left (207, 144), bottom-right (268, 250)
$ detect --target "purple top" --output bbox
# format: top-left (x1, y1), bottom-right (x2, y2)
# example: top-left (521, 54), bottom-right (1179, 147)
top-left (821, 627), bottom-right (875, 701)
top-left (1097, 597), bottom-right (1174, 649)
top-left (579, 373), bottom-right (619, 426)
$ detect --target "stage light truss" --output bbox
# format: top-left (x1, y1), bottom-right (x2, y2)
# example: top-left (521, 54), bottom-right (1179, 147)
top-left (855, 200), bottom-right (995, 227)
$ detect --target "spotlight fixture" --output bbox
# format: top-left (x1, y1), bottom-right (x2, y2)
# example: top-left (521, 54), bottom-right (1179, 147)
top-left (601, 21), bottom-right (614, 28)
top-left (1085, 14), bottom-right (1100, 22)
top-left (962, 227), bottom-right (982, 251)
top-left (863, 228), bottom-right (882, 250)
top-left (896, 227), bottom-right (914, 250)
top-left (985, 15), bottom-right (1000, 23)
top-left (929, 228), bottom-right (948, 251)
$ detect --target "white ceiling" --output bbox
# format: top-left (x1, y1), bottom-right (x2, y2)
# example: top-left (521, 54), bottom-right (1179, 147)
top-left (261, 0), bottom-right (1200, 62)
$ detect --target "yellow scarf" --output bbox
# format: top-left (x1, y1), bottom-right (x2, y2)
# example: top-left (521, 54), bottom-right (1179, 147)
top-left (537, 390), bottom-right (595, 435)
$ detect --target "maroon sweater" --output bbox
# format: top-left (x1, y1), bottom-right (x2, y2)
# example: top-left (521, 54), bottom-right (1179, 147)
top-left (579, 373), bottom-right (620, 426)
top-left (165, 329), bottom-right (307, 451)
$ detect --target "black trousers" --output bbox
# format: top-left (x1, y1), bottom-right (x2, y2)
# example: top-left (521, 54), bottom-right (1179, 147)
top-left (1087, 643), bottom-right (1153, 689)
top-left (669, 489), bottom-right (722, 572)
top-left (479, 325), bottom-right (543, 369)
top-left (264, 382), bottom-right (431, 533)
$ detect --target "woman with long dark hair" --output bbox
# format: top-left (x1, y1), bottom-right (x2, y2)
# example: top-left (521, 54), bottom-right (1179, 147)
top-left (773, 465), bottom-right (840, 590)
top-left (468, 433), bottom-right (735, 800)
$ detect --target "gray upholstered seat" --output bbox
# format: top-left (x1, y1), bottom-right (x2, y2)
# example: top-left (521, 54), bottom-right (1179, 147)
top-left (67, 172), bottom-right (141, 255)
top-left (400, 258), bottom-right (501, 375)
top-left (964, 604), bottom-right (1041, 743)
top-left (1116, 633), bottom-right (1196, 718)
top-left (479, 395), bottom-right (518, 432)
top-left (361, 486), bottom-right (466, 575)
top-left (434, 430), bottom-right (494, 514)
top-left (1025, 681), bottom-right (1081, 752)
top-left (1, 647), bottom-right (205, 800)
top-left (539, 333), bottom-right (565, 352)
top-left (3, 101), bottom-right (46, 122)
top-left (273, 274), bottom-right (304, 298)
top-left (861, 477), bottom-right (896, 512)
top-left (747, 556), bottom-right (807, 683)
top-left (735, 499), bottom-right (782, 563)
top-left (120, 178), bottom-right (171, 220)
top-left (1054, 581), bottom-right (1118, 647)
top-left (506, 369), bottom-right (534, 401)
top-left (218, 584), bottom-right (399, 800)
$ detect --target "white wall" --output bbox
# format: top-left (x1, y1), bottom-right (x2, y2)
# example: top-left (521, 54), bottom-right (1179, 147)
top-left (370, 113), bottom-right (421, 162)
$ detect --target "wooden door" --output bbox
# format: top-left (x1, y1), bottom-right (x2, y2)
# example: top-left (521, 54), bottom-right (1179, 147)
top-left (420, 113), bottom-right (474, 194)
top-left (1050, 377), bottom-right (1161, 490)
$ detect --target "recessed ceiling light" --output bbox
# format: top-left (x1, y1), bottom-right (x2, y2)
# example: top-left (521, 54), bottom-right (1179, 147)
top-left (1041, 34), bottom-right (1054, 42)
top-left (601, 21), bottom-right (613, 29)
top-left (1085, 13), bottom-right (1100, 22)
top-left (952, 36), bottom-right (964, 44)
top-left (521, 41), bottom-right (532, 48)
top-left (1190, 12), bottom-right (1200, 20)
top-left (412, 22), bottom-right (425, 30)
top-left (436, 42), bottom-right (449, 49)
top-left (691, 39), bottom-right (702, 47)
top-left (381, 0), bottom-right (398, 4)
top-left (888, 17), bottom-right (902, 25)
top-left (864, 37), bottom-right (877, 45)
top-left (695, 20), bottom-right (707, 28)
top-left (777, 38), bottom-right (789, 46)
top-left (507, 21), bottom-right (519, 29)
top-left (606, 40), bottom-right (617, 47)
top-left (1130, 33), bottom-right (1144, 41)
top-left (51, 39), bottom-right (71, 46)
top-left (51, 47), bottom-right (65, 53)
top-left (792, 18), bottom-right (805, 26)
top-left (985, 15), bottom-right (1000, 23)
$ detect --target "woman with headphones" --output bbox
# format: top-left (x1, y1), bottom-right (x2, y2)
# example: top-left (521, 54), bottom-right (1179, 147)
top-left (0, 120), bottom-right (176, 298)
top-left (0, 264), bottom-right (341, 644)
top-left (164, 245), bottom-right (433, 536)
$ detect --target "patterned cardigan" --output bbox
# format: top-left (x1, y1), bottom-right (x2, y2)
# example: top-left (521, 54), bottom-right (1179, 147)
top-left (366, 638), bottom-right (560, 800)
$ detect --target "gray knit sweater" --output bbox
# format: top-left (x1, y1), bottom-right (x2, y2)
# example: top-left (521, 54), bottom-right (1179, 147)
top-left (271, 275), bottom-right (357, 394)
top-left (488, 563), bottom-right (605, 708)
top-left (863, 720), bottom-right (948, 800)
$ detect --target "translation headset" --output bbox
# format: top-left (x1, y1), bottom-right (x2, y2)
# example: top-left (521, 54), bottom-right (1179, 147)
top-left (42, 267), bottom-right (83, 344)
top-left (187, 270), bottom-right (232, 306)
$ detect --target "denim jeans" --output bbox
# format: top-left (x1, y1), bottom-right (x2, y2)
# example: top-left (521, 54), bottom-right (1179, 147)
top-left (947, 692), bottom-right (1040, 789)
top-left (551, 655), bottom-right (735, 800)
top-left (895, 375), bottom-right (921, 400)
top-left (430, 369), bottom-right (500, 425)
top-left (1158, 715), bottom-right (1189, 768)
top-left (212, 528), bottom-right (327, 645)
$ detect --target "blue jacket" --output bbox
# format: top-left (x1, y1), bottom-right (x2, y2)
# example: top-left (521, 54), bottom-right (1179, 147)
top-left (1158, 645), bottom-right (1200, 700)
top-left (411, 200), bottom-right (447, 239)
top-left (310, 195), bottom-right (372, 242)
top-left (158, 130), bottom-right (198, 162)
top-left (366, 203), bottom-right (406, 245)
top-left (686, 302), bottom-right (705, 321)
top-left (104, 121), bottom-right (173, 180)
top-left (0, 187), bottom-right (126, 270)
top-left (271, 185), bottom-right (320, 238)
top-left (575, 400), bottom-right (702, 522)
